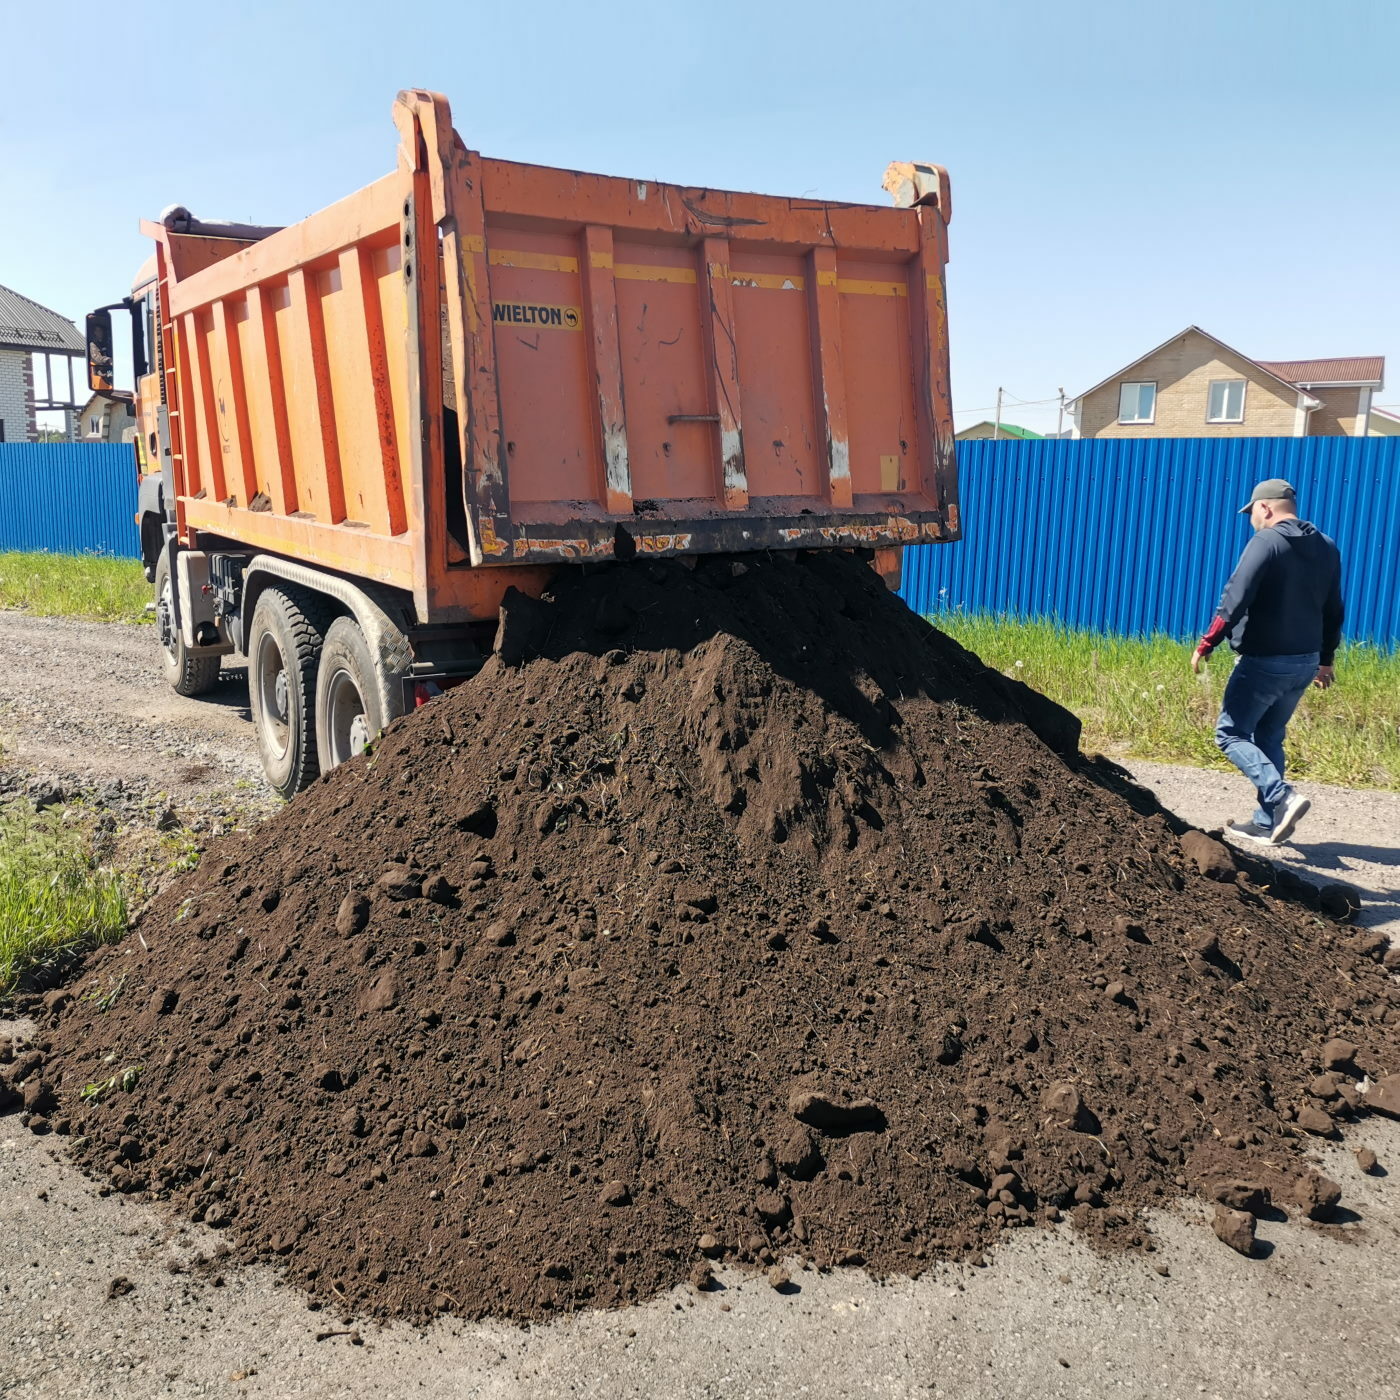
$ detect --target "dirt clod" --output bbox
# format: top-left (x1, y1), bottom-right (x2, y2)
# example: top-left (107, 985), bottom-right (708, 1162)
top-left (1289, 1171), bottom-right (1342, 1221)
top-left (1211, 1206), bottom-right (1256, 1256)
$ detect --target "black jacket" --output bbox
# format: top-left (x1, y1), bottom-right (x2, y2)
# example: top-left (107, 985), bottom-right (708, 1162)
top-left (1204, 519), bottom-right (1344, 664)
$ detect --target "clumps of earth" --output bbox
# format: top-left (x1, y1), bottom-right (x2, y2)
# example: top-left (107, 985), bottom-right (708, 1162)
top-left (4, 550), bottom-right (1398, 1323)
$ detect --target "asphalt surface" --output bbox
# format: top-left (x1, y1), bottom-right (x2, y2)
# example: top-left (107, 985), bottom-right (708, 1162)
top-left (2, 610), bottom-right (1398, 1398)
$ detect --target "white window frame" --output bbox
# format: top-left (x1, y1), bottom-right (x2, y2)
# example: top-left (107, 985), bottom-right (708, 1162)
top-left (1118, 381), bottom-right (1156, 424)
top-left (1206, 378), bottom-right (1247, 424)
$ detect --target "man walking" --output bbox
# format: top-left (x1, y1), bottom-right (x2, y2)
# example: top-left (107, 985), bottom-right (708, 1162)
top-left (1191, 478), bottom-right (1343, 846)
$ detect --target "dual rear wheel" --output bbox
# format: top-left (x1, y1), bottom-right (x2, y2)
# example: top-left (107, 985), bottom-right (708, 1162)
top-left (243, 588), bottom-right (398, 800)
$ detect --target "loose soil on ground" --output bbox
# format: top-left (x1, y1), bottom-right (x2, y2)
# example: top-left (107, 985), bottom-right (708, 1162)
top-left (4, 551), bottom-right (1398, 1326)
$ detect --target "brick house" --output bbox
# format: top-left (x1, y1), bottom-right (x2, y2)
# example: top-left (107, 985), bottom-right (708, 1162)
top-left (1067, 327), bottom-right (1384, 439)
top-left (0, 283), bottom-right (85, 442)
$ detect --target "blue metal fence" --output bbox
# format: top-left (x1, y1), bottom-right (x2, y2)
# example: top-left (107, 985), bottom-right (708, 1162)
top-left (901, 436), bottom-right (1400, 647)
top-left (4, 436), bottom-right (1397, 646)
top-left (0, 442), bottom-right (140, 558)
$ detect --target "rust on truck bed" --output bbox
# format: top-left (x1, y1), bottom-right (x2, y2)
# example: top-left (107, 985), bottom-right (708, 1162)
top-left (145, 89), bottom-right (958, 623)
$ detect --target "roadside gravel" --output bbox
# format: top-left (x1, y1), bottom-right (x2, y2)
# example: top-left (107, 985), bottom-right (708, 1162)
top-left (0, 611), bottom-right (275, 833)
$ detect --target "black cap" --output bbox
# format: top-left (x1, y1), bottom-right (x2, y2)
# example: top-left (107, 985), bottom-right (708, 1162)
top-left (1238, 478), bottom-right (1297, 514)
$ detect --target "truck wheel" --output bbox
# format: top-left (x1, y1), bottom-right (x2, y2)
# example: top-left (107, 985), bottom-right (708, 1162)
top-left (315, 617), bottom-right (397, 772)
top-left (248, 587), bottom-right (328, 799)
top-left (154, 552), bottom-right (220, 697)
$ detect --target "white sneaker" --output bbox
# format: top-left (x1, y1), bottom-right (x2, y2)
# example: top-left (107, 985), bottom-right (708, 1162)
top-left (1226, 819), bottom-right (1272, 844)
top-left (1268, 792), bottom-right (1311, 846)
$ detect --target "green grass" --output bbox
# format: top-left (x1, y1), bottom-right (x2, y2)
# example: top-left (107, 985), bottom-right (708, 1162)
top-left (0, 551), bottom-right (151, 624)
top-left (0, 801), bottom-right (128, 996)
top-left (934, 612), bottom-right (1400, 792)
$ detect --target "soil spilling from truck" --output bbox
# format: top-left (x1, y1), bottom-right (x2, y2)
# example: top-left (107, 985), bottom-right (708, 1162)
top-left (10, 552), bottom-right (1398, 1322)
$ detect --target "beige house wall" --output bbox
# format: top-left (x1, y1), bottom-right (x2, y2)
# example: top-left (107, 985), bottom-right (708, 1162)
top-left (1306, 386), bottom-right (1362, 436)
top-left (1076, 331), bottom-right (1300, 439)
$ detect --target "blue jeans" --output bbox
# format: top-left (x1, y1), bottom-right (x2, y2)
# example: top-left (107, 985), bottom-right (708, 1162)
top-left (1214, 652), bottom-right (1318, 827)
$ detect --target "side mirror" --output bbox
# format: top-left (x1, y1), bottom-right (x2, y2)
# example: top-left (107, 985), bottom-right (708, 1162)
top-left (86, 309), bottom-right (115, 392)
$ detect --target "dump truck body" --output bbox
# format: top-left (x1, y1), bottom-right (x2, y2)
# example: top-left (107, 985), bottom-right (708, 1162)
top-left (93, 90), bottom-right (958, 795)
top-left (140, 90), bottom-right (956, 624)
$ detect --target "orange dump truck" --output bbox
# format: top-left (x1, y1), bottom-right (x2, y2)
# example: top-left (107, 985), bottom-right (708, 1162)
top-left (87, 89), bottom-right (958, 797)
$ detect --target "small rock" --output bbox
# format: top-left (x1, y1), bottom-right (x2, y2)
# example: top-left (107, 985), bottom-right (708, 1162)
top-left (688, 1261), bottom-right (714, 1291)
top-left (1364, 1075), bottom-right (1400, 1119)
top-left (754, 1190), bottom-right (791, 1226)
top-left (775, 1128), bottom-right (823, 1181)
top-left (423, 875), bottom-right (454, 905)
top-left (21, 1080), bottom-right (56, 1115)
top-left (767, 1266), bottom-right (792, 1291)
top-left (336, 894), bottom-right (371, 936)
top-left (1356, 1148), bottom-right (1380, 1175)
top-left (1211, 1205), bottom-right (1256, 1256)
top-left (376, 865), bottom-right (422, 900)
top-left (357, 969), bottom-right (404, 1014)
top-left (1210, 1180), bottom-right (1270, 1215)
top-left (598, 1180), bottom-right (632, 1207)
top-left (1041, 1081), bottom-right (1098, 1133)
top-left (313, 1064), bottom-right (344, 1092)
top-left (1179, 830), bottom-right (1235, 881)
top-left (107, 1276), bottom-right (135, 1299)
top-left (1295, 1105), bottom-right (1337, 1138)
top-left (1321, 1039), bottom-right (1358, 1073)
top-left (1290, 1171), bottom-right (1341, 1221)
top-left (485, 920), bottom-right (515, 948)
top-left (1104, 981), bottom-right (1129, 1005)
top-left (698, 1233), bottom-right (723, 1258)
top-left (406, 1132), bottom-right (436, 1158)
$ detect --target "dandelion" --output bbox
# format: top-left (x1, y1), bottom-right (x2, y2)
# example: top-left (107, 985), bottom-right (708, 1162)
top-left (1014, 660), bottom-right (1025, 669)
top-left (1156, 684), bottom-right (1165, 692)
top-left (1140, 690), bottom-right (1150, 699)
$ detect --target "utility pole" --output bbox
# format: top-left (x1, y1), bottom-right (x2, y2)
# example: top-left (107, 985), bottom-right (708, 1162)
top-left (1056, 387), bottom-right (1065, 438)
top-left (993, 387), bottom-right (1003, 440)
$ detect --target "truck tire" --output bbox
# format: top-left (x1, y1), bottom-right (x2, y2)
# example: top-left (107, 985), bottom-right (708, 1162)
top-left (154, 552), bottom-right (220, 697)
top-left (315, 616), bottom-right (400, 772)
top-left (248, 587), bottom-right (329, 799)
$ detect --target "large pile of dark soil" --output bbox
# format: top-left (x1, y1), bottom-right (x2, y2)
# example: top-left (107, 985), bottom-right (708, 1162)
top-left (5, 552), bottom-right (1398, 1322)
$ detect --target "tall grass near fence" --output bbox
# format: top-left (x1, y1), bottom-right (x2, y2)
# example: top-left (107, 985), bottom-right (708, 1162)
top-left (937, 613), bottom-right (1400, 792)
top-left (0, 552), bottom-right (151, 624)
top-left (0, 802), bottom-right (128, 996)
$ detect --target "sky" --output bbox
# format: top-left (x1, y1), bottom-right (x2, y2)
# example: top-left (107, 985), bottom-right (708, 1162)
top-left (3, 0), bottom-right (1397, 433)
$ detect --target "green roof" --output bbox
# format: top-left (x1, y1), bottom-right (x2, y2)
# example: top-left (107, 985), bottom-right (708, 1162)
top-left (954, 421), bottom-right (1043, 440)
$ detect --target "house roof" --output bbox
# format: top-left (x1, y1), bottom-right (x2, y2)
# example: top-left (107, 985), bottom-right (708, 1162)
top-left (1067, 326), bottom-right (1316, 408)
top-left (955, 420), bottom-right (1043, 439)
top-left (1254, 356), bottom-right (1384, 388)
top-left (0, 283), bottom-right (84, 355)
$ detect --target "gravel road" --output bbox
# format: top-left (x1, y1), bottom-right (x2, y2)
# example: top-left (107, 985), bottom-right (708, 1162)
top-left (0, 612), bottom-right (274, 827)
top-left (2, 609), bottom-right (1398, 1398)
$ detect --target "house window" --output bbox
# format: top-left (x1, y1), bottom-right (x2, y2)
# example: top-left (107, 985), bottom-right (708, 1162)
top-left (1118, 382), bottom-right (1156, 424)
top-left (1207, 379), bottom-right (1246, 423)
